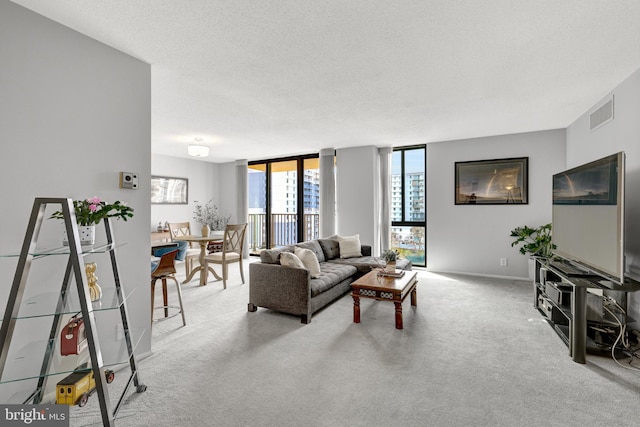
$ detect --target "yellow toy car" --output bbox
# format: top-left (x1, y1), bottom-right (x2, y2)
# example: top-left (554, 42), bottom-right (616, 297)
top-left (56, 364), bottom-right (115, 407)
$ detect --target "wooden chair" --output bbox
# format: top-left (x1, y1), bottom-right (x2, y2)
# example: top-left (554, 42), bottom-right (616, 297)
top-left (167, 222), bottom-right (200, 278)
top-left (203, 223), bottom-right (247, 289)
top-left (150, 249), bottom-right (186, 326)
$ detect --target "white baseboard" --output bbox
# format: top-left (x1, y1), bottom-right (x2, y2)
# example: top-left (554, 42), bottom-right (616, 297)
top-left (426, 269), bottom-right (529, 281)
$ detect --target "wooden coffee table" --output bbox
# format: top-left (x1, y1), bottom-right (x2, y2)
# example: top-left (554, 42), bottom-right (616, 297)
top-left (351, 270), bottom-right (418, 329)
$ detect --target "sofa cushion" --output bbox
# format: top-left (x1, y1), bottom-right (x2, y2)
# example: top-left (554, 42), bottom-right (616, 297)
top-left (309, 262), bottom-right (357, 297)
top-left (318, 239), bottom-right (340, 260)
top-left (294, 247), bottom-right (321, 278)
top-left (337, 234), bottom-right (362, 258)
top-left (295, 240), bottom-right (325, 263)
top-left (280, 252), bottom-right (305, 269)
top-left (259, 246), bottom-right (294, 264)
top-left (259, 249), bottom-right (282, 264)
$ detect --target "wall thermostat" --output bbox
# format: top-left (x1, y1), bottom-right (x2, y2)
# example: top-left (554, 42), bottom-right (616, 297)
top-left (119, 172), bottom-right (139, 190)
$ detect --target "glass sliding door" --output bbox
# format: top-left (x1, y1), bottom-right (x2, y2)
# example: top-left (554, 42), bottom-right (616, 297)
top-left (248, 154), bottom-right (321, 253)
top-left (270, 160), bottom-right (298, 247)
top-left (391, 146), bottom-right (426, 266)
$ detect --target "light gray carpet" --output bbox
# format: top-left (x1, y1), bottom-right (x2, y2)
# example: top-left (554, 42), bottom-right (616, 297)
top-left (72, 261), bottom-right (640, 426)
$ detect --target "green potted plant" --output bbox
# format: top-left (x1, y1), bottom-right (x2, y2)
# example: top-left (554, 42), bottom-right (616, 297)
top-left (50, 197), bottom-right (134, 246)
top-left (509, 223), bottom-right (556, 258)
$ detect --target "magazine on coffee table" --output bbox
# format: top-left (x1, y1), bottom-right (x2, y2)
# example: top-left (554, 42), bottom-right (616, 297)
top-left (378, 270), bottom-right (405, 278)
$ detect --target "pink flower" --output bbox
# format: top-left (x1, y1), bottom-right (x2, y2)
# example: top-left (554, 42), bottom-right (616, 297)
top-left (50, 196), bottom-right (134, 226)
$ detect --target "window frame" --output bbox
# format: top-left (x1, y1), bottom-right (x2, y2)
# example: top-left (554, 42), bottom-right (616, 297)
top-left (391, 145), bottom-right (426, 267)
top-left (248, 153), bottom-right (320, 252)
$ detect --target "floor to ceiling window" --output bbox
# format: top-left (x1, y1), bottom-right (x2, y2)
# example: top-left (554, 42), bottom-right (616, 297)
top-left (248, 154), bottom-right (320, 255)
top-left (391, 146), bottom-right (426, 267)
top-left (270, 159), bottom-right (298, 247)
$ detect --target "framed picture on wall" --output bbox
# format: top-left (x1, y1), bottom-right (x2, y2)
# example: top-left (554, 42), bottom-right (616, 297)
top-left (455, 157), bottom-right (528, 205)
top-left (151, 176), bottom-right (188, 204)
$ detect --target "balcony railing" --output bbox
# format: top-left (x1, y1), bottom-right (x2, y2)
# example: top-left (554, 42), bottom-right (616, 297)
top-left (248, 213), bottom-right (319, 253)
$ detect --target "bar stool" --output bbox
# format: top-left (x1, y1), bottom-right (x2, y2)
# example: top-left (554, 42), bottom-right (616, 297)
top-left (150, 250), bottom-right (186, 326)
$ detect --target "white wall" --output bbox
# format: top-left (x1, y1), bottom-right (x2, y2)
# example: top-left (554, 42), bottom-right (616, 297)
top-left (0, 2), bottom-right (151, 399)
top-left (335, 146), bottom-right (380, 250)
top-left (566, 67), bottom-right (640, 318)
top-left (151, 154), bottom-right (227, 231)
top-left (427, 130), bottom-right (566, 278)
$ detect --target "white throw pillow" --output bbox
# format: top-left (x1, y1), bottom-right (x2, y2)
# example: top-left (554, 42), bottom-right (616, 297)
top-left (294, 247), bottom-right (321, 278)
top-left (337, 234), bottom-right (362, 259)
top-left (279, 252), bottom-right (305, 269)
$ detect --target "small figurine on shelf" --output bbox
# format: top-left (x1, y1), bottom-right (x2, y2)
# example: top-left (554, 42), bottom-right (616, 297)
top-left (157, 221), bottom-right (164, 232)
top-left (85, 262), bottom-right (102, 302)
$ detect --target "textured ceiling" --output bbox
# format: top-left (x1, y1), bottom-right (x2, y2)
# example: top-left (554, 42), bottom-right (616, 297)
top-left (11, 0), bottom-right (640, 163)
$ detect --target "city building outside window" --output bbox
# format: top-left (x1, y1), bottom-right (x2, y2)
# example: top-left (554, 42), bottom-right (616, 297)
top-left (391, 146), bottom-right (426, 267)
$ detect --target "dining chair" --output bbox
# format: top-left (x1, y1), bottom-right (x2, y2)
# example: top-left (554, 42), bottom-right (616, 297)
top-left (150, 249), bottom-right (186, 326)
top-left (203, 223), bottom-right (247, 289)
top-left (167, 222), bottom-right (200, 278)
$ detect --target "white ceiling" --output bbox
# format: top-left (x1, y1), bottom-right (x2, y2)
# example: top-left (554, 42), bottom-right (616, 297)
top-left (11, 0), bottom-right (640, 163)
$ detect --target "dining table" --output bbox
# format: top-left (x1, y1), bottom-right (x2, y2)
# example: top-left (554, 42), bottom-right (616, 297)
top-left (174, 231), bottom-right (224, 286)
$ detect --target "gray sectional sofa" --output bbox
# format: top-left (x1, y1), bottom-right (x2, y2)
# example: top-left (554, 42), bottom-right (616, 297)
top-left (248, 238), bottom-right (412, 323)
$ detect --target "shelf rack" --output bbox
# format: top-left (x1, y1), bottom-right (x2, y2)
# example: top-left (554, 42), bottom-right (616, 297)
top-left (0, 198), bottom-right (146, 426)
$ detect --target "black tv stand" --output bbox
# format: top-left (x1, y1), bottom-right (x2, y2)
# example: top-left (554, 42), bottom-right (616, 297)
top-left (533, 257), bottom-right (640, 363)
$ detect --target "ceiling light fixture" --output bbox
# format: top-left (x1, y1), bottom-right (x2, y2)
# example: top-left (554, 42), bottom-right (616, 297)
top-left (188, 138), bottom-right (209, 157)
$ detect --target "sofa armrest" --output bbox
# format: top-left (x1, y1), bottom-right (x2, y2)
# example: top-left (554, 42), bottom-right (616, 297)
top-left (360, 245), bottom-right (372, 256)
top-left (249, 263), bottom-right (311, 316)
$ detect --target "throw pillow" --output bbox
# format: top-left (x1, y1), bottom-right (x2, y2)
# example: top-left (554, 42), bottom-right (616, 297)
top-left (260, 248), bottom-right (285, 264)
top-left (318, 239), bottom-right (340, 260)
top-left (294, 247), bottom-right (321, 278)
top-left (279, 252), bottom-right (305, 270)
top-left (295, 240), bottom-right (325, 263)
top-left (337, 234), bottom-right (362, 258)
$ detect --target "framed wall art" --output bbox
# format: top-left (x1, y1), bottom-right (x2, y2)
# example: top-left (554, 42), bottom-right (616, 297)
top-left (455, 157), bottom-right (528, 205)
top-left (151, 176), bottom-right (188, 204)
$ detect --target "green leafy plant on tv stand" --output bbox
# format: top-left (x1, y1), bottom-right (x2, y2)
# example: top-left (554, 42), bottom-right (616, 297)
top-left (509, 223), bottom-right (556, 258)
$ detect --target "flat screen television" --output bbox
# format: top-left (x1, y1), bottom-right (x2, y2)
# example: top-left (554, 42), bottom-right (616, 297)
top-left (552, 152), bottom-right (625, 284)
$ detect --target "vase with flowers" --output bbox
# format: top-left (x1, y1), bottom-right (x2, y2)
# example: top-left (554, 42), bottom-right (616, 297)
top-left (50, 197), bottom-right (134, 246)
top-left (381, 249), bottom-right (400, 273)
top-left (193, 199), bottom-right (230, 237)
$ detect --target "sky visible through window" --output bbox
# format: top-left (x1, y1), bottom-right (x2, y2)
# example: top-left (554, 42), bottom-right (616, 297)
top-left (392, 150), bottom-right (424, 174)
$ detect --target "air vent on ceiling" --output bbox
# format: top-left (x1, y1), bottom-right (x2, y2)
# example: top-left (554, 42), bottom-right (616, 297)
top-left (589, 96), bottom-right (614, 132)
